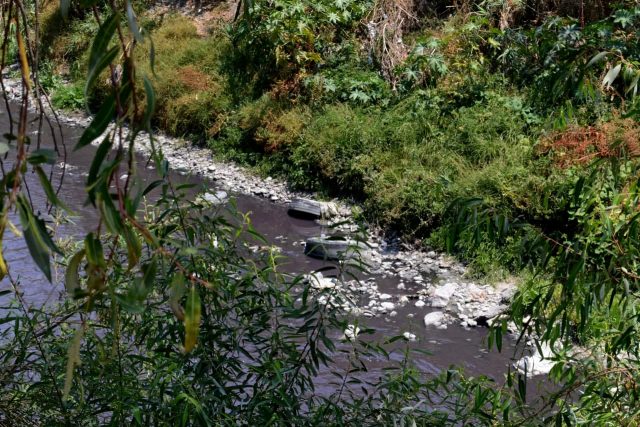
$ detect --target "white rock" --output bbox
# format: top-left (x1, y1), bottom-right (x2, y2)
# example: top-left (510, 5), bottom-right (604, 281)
top-left (414, 300), bottom-right (426, 308)
top-left (202, 191), bottom-right (229, 205)
top-left (423, 311), bottom-right (447, 329)
top-left (320, 202), bottom-right (339, 218)
top-left (398, 296), bottom-right (409, 305)
top-left (341, 325), bottom-right (361, 342)
top-left (380, 302), bottom-right (395, 311)
top-left (515, 342), bottom-right (557, 377)
top-left (379, 293), bottom-right (392, 300)
top-left (347, 307), bottom-right (363, 316)
top-left (305, 272), bottom-right (336, 290)
top-left (403, 332), bottom-right (417, 342)
top-left (430, 282), bottom-right (458, 308)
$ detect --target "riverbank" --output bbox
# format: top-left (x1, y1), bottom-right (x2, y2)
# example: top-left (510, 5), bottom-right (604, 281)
top-left (2, 75), bottom-right (517, 329)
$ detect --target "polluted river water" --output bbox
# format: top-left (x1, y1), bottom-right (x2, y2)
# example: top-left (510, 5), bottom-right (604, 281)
top-left (0, 100), bottom-right (549, 402)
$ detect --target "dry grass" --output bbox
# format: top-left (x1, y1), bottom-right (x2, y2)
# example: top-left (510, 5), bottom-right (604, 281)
top-left (177, 65), bottom-right (212, 91)
top-left (541, 119), bottom-right (640, 168)
top-left (365, 0), bottom-right (418, 87)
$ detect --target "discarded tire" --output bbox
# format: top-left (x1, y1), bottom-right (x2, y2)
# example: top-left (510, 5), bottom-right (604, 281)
top-left (304, 237), bottom-right (367, 261)
top-left (288, 198), bottom-right (337, 219)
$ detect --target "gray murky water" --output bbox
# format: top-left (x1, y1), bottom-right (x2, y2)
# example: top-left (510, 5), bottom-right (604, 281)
top-left (0, 102), bottom-right (546, 396)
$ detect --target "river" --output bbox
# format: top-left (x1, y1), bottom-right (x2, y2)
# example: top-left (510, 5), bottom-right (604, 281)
top-left (0, 100), bottom-right (549, 399)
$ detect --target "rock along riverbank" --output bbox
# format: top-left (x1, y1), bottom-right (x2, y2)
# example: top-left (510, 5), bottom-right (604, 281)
top-left (2, 76), bottom-right (517, 330)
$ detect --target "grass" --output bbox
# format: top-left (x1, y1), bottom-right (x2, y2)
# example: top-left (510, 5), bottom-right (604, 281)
top-left (132, 14), bottom-right (232, 141)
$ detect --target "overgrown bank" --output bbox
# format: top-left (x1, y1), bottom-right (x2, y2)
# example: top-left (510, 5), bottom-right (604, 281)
top-left (18, 0), bottom-right (640, 423)
top-left (39, 1), bottom-right (640, 274)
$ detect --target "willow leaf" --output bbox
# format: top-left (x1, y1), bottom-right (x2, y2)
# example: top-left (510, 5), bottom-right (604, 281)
top-left (65, 249), bottom-right (86, 295)
top-left (184, 285), bottom-right (201, 353)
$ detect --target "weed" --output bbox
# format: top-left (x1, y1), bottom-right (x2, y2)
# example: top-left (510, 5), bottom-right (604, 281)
top-left (51, 83), bottom-right (84, 111)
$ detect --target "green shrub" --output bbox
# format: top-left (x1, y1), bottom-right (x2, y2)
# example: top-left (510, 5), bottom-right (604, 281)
top-left (306, 67), bottom-right (393, 107)
top-left (233, 0), bottom-right (373, 84)
top-left (51, 83), bottom-right (85, 111)
top-left (162, 90), bottom-right (229, 138)
top-left (494, 5), bottom-right (640, 116)
top-left (254, 106), bottom-right (312, 152)
top-left (40, 3), bottom-right (98, 79)
top-left (360, 92), bottom-right (551, 235)
top-left (291, 104), bottom-right (383, 195)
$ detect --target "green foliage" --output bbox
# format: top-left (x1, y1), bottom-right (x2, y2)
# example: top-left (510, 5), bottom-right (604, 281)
top-left (40, 2), bottom-right (99, 80)
top-left (306, 68), bottom-right (392, 107)
top-left (495, 5), bottom-right (640, 115)
top-left (291, 103), bottom-right (377, 195)
top-left (279, 88), bottom-right (551, 242)
top-left (51, 82), bottom-right (85, 110)
top-left (208, 95), bottom-right (298, 164)
top-left (1, 190), bottom-right (524, 425)
top-left (444, 154), bottom-right (640, 423)
top-left (233, 0), bottom-right (373, 82)
top-left (397, 37), bottom-right (449, 91)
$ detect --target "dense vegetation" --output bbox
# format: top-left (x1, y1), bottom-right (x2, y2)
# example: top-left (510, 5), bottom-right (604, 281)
top-left (1, 0), bottom-right (640, 425)
top-left (39, 0), bottom-right (640, 264)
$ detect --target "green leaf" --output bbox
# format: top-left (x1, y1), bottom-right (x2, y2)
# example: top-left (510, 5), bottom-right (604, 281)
top-left (184, 284), bottom-right (201, 353)
top-left (126, 1), bottom-right (143, 42)
top-left (63, 326), bottom-right (84, 400)
top-left (84, 233), bottom-right (106, 269)
top-left (142, 258), bottom-right (156, 290)
top-left (626, 72), bottom-right (640, 97)
top-left (17, 195), bottom-right (60, 282)
top-left (0, 142), bottom-right (9, 155)
top-left (27, 149), bottom-right (56, 165)
top-left (142, 179), bottom-right (163, 197)
top-left (586, 51), bottom-right (608, 68)
top-left (86, 16), bottom-right (121, 90)
top-left (0, 316), bottom-right (19, 325)
top-left (88, 13), bottom-right (118, 73)
top-left (142, 76), bottom-right (155, 129)
top-left (85, 45), bottom-right (119, 98)
top-left (170, 273), bottom-right (186, 321)
top-left (76, 96), bottom-right (116, 151)
top-left (86, 152), bottom-right (121, 209)
top-left (35, 167), bottom-right (71, 212)
top-left (496, 322), bottom-right (503, 352)
top-left (517, 374), bottom-right (527, 403)
top-left (122, 224), bottom-right (141, 270)
top-left (97, 188), bottom-right (123, 234)
top-left (65, 249), bottom-right (86, 295)
top-left (86, 136), bottom-right (113, 206)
